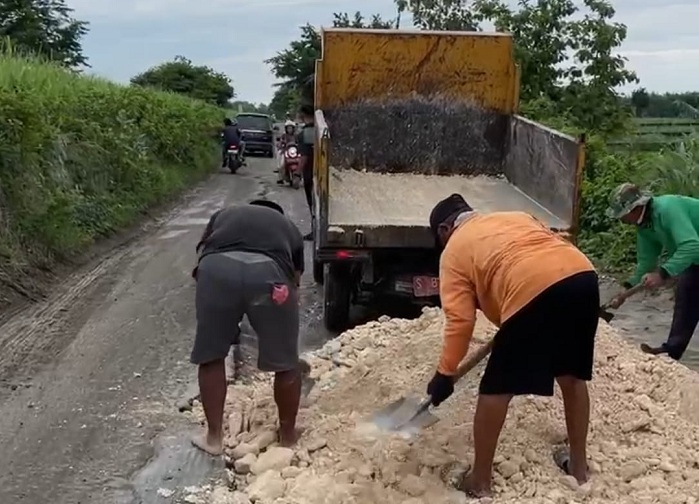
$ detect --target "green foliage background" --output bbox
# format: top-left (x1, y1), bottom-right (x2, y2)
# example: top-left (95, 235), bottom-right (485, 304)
top-left (131, 55), bottom-right (235, 108)
top-left (0, 50), bottom-right (220, 275)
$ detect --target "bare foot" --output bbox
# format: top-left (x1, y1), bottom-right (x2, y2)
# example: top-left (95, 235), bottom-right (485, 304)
top-left (458, 472), bottom-right (491, 498)
top-left (553, 446), bottom-right (588, 484)
top-left (279, 426), bottom-right (305, 447)
top-left (191, 431), bottom-right (223, 456)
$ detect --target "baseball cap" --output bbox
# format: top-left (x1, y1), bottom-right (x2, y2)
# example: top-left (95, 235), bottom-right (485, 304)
top-left (429, 194), bottom-right (472, 237)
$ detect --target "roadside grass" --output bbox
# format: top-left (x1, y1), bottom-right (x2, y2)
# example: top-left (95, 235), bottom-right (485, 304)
top-left (0, 49), bottom-right (221, 282)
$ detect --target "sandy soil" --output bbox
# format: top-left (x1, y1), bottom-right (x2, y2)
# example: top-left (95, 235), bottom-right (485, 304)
top-left (187, 309), bottom-right (699, 504)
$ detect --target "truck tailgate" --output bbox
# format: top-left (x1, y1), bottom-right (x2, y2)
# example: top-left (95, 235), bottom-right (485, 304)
top-left (327, 168), bottom-right (567, 247)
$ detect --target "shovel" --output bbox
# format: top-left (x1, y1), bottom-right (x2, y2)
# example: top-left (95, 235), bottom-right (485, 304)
top-left (599, 283), bottom-right (646, 322)
top-left (369, 339), bottom-right (494, 434)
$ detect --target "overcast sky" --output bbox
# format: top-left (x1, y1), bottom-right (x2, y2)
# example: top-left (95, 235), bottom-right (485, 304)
top-left (67, 0), bottom-right (699, 104)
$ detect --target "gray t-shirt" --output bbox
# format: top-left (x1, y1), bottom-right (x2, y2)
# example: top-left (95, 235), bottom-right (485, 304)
top-left (197, 205), bottom-right (304, 282)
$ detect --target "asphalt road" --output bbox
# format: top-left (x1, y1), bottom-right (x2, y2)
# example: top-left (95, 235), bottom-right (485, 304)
top-left (0, 156), bottom-right (329, 504)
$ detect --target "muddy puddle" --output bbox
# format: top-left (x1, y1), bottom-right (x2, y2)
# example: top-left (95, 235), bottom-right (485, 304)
top-left (600, 279), bottom-right (699, 371)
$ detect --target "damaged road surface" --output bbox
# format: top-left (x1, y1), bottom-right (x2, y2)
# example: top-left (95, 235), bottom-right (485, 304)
top-left (0, 158), bottom-right (326, 504)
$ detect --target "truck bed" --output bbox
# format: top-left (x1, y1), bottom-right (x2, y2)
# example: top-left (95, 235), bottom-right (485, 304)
top-left (328, 168), bottom-right (568, 230)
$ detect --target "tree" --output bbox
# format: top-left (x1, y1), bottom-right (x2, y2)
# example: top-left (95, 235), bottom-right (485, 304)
top-left (0, 0), bottom-right (89, 68)
top-left (630, 88), bottom-right (650, 117)
top-left (265, 24), bottom-right (320, 105)
top-left (268, 84), bottom-right (301, 119)
top-left (395, 0), bottom-right (638, 134)
top-left (228, 100), bottom-right (270, 114)
top-left (625, 92), bottom-right (699, 118)
top-left (265, 11), bottom-right (394, 106)
top-left (131, 56), bottom-right (234, 107)
top-left (396, 0), bottom-right (478, 31)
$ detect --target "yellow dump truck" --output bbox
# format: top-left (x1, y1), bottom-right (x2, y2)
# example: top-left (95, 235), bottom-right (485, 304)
top-left (312, 28), bottom-right (585, 332)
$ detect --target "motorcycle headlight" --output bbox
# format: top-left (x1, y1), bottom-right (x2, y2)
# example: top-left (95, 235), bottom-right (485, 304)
top-left (288, 146), bottom-right (297, 156)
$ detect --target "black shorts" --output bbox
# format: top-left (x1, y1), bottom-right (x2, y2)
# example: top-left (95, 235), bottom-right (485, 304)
top-left (479, 270), bottom-right (599, 396)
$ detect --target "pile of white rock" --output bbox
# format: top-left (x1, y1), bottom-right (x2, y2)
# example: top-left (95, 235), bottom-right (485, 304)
top-left (198, 308), bottom-right (699, 504)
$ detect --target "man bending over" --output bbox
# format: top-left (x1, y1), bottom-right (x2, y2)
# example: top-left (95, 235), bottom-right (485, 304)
top-left (427, 194), bottom-right (599, 496)
top-left (191, 199), bottom-right (304, 455)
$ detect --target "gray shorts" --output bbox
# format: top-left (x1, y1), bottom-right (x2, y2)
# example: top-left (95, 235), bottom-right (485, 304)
top-left (192, 251), bottom-right (299, 371)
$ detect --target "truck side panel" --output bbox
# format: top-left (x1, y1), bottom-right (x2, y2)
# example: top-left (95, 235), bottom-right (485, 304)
top-left (504, 116), bottom-right (584, 232)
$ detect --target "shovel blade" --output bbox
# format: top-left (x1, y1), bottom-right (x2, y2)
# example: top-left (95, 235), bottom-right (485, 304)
top-left (370, 395), bottom-right (420, 430)
top-left (369, 395), bottom-right (439, 433)
top-left (599, 308), bottom-right (614, 323)
top-left (369, 397), bottom-right (409, 426)
top-left (399, 409), bottom-right (440, 434)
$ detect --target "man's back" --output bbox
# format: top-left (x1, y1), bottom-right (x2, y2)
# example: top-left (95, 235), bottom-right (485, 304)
top-left (652, 194), bottom-right (699, 235)
top-left (222, 125), bottom-right (241, 145)
top-left (199, 205), bottom-right (304, 281)
top-left (441, 211), bottom-right (593, 325)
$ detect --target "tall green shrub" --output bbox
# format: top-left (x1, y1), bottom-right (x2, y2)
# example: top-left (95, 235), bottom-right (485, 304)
top-left (0, 51), bottom-right (221, 266)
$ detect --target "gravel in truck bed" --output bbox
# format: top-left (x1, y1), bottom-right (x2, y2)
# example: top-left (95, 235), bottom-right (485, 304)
top-left (328, 168), bottom-right (566, 229)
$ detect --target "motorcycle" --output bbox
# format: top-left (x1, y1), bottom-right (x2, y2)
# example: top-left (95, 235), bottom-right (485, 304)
top-left (282, 143), bottom-right (302, 189)
top-left (224, 143), bottom-right (242, 174)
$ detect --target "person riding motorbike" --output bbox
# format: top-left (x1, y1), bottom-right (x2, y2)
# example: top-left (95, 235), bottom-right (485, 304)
top-left (278, 120), bottom-right (296, 148)
top-left (277, 120), bottom-right (297, 185)
top-left (221, 118), bottom-right (245, 167)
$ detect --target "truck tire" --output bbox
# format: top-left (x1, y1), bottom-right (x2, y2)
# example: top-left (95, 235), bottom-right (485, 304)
top-left (323, 263), bottom-right (351, 332)
top-left (312, 246), bottom-right (324, 284)
top-left (313, 257), bottom-right (324, 284)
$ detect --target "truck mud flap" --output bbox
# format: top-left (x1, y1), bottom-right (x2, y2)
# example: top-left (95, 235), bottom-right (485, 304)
top-left (323, 263), bottom-right (352, 332)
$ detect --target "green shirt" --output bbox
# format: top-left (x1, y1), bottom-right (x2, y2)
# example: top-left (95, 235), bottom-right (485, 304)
top-left (629, 194), bottom-right (699, 285)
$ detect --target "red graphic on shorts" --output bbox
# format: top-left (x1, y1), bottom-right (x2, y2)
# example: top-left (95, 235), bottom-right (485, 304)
top-left (271, 284), bottom-right (289, 304)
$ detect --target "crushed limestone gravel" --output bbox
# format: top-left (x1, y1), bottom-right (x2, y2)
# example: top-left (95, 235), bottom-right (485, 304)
top-left (188, 308), bottom-right (699, 504)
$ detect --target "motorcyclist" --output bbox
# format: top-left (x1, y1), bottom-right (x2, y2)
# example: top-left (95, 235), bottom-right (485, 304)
top-left (221, 118), bottom-right (245, 167)
top-left (278, 120), bottom-right (297, 148)
top-left (277, 120), bottom-right (297, 185)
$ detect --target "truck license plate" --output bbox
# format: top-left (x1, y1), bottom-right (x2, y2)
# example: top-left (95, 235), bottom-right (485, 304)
top-left (413, 276), bottom-right (439, 297)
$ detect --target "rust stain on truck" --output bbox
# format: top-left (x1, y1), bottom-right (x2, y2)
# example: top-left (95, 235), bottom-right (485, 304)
top-left (316, 29), bottom-right (518, 112)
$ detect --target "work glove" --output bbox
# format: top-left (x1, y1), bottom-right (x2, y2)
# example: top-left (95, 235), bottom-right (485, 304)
top-left (427, 371), bottom-right (454, 407)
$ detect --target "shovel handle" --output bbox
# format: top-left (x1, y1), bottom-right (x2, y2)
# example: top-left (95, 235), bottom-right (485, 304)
top-left (620, 283), bottom-right (646, 300)
top-left (453, 339), bottom-right (495, 383)
top-left (602, 283), bottom-right (646, 309)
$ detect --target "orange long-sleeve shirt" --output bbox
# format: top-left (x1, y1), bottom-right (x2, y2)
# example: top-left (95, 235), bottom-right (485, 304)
top-left (438, 211), bottom-right (595, 376)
